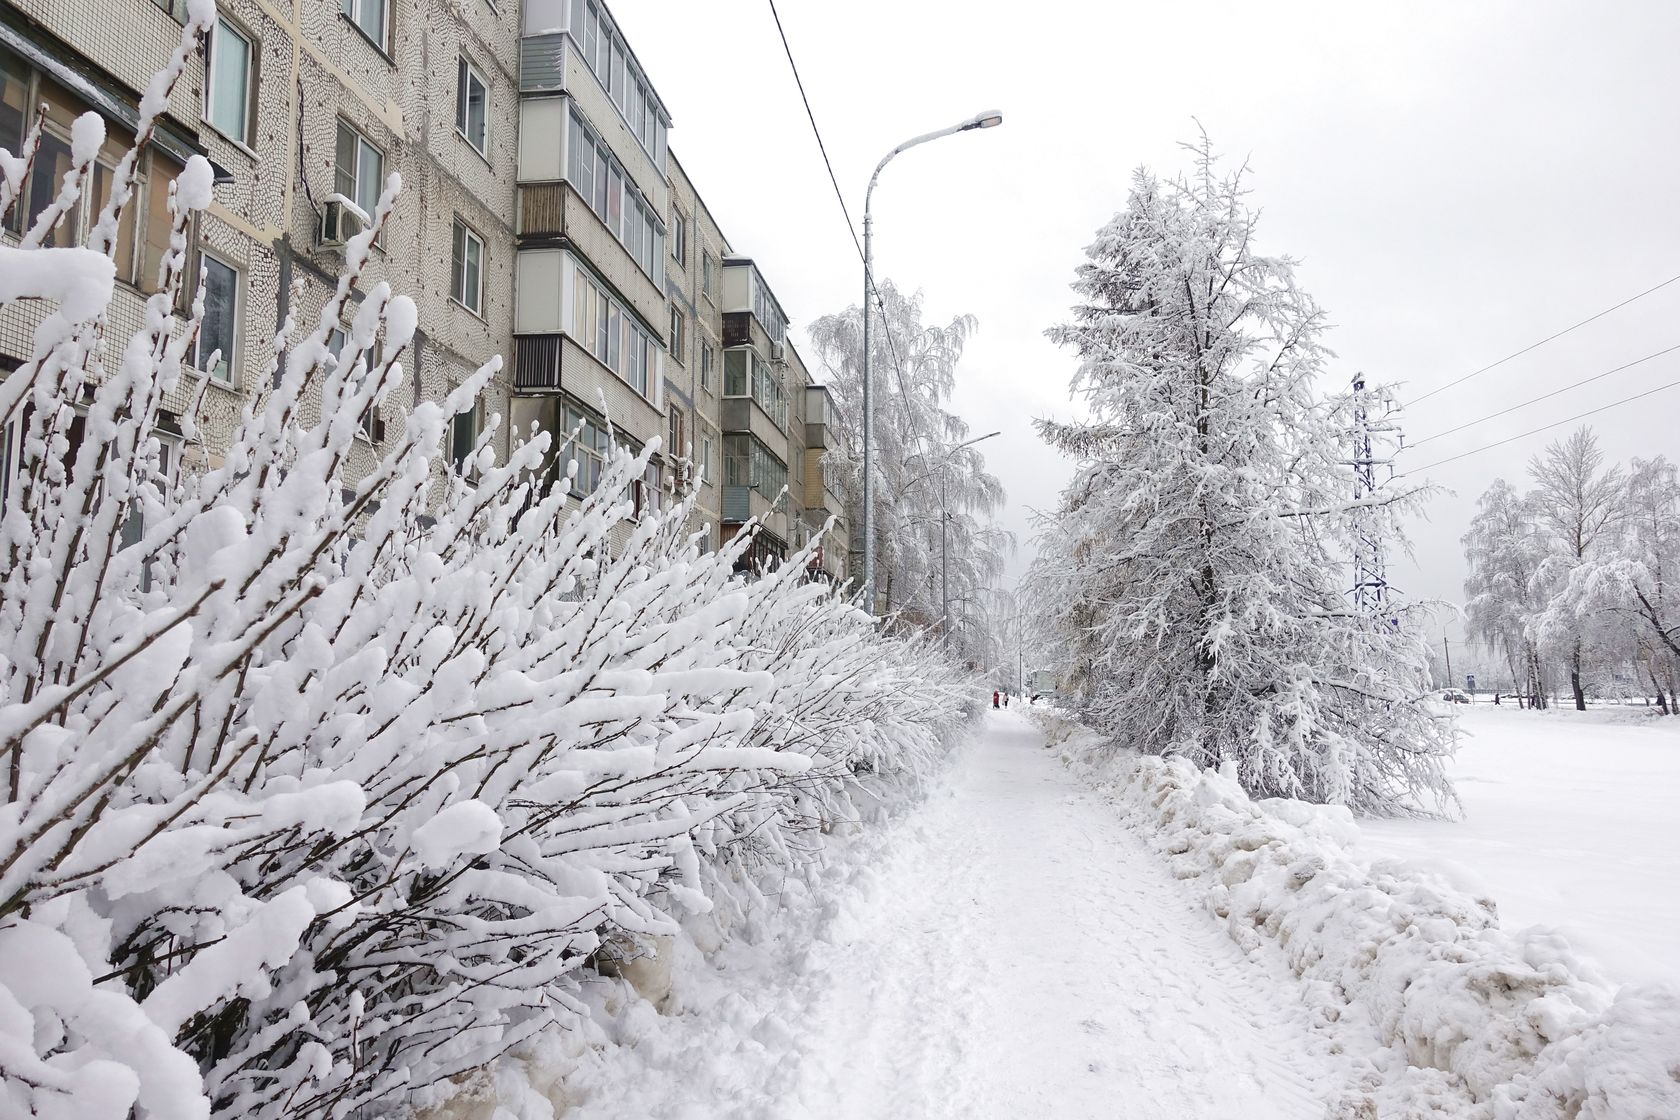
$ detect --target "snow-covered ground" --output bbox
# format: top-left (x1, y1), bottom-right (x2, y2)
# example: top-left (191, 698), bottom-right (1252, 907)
top-left (500, 710), bottom-right (1394, 1119)
top-left (786, 710), bottom-right (1332, 1118)
top-left (1354, 704), bottom-right (1680, 987)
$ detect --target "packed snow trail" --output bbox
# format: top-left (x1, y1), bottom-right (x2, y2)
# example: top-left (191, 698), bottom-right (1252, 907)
top-left (789, 709), bottom-right (1329, 1119)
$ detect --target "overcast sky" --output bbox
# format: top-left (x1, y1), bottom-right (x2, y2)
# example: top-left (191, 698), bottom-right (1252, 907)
top-left (612, 0), bottom-right (1680, 653)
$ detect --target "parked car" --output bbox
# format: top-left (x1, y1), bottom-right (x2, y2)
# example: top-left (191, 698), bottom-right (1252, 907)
top-left (1437, 688), bottom-right (1472, 704)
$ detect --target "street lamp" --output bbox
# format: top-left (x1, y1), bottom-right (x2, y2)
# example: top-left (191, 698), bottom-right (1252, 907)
top-left (861, 109), bottom-right (1003, 616)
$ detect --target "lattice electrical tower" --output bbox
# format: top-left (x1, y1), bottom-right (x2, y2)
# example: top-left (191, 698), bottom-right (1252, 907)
top-left (1348, 373), bottom-right (1403, 622)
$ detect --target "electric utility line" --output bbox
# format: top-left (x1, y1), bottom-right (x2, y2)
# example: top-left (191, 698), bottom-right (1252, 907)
top-left (1411, 340), bottom-right (1680, 447)
top-left (765, 0), bottom-right (927, 458)
top-left (1407, 270), bottom-right (1680, 406)
top-left (766, 0), bottom-right (861, 263)
top-left (1405, 374), bottom-right (1680, 473)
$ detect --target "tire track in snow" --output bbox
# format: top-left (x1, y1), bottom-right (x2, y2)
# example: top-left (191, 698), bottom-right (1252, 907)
top-left (784, 710), bottom-right (1335, 1119)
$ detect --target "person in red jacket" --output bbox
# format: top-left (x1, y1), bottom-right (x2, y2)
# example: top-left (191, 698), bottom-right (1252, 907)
top-left (992, 690), bottom-right (1000, 709)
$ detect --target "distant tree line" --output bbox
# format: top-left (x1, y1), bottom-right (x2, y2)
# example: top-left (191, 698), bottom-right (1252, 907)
top-left (1463, 425), bottom-right (1679, 712)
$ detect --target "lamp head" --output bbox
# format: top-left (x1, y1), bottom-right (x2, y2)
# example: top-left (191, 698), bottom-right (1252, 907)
top-left (963, 110), bottom-right (1004, 131)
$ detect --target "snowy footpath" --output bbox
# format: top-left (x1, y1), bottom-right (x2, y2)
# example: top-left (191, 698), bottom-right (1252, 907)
top-left (530, 708), bottom-right (1362, 1120)
top-left (786, 708), bottom-right (1332, 1119)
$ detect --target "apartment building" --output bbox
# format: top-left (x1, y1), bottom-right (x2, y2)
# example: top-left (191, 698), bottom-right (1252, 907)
top-left (2, 0), bottom-right (847, 584)
top-left (1, 0), bottom-right (521, 486)
top-left (663, 154), bottom-right (726, 551)
top-left (716, 256), bottom-right (846, 582)
top-left (509, 0), bottom-right (676, 532)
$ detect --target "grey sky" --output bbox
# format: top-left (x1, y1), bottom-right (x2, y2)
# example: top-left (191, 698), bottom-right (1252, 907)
top-left (612, 0), bottom-right (1680, 649)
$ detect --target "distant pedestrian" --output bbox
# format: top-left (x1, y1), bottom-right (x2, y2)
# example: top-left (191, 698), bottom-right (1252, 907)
top-left (992, 690), bottom-right (1000, 709)
top-left (1494, 692), bottom-right (1501, 706)
top-left (1003, 693), bottom-right (1010, 708)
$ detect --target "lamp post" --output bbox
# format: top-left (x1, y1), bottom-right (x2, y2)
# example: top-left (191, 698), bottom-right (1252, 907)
top-left (861, 109), bottom-right (1002, 615)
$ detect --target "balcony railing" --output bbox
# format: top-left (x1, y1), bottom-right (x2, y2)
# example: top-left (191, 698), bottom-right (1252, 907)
top-left (514, 335), bottom-right (563, 391)
top-left (519, 183), bottom-right (565, 237)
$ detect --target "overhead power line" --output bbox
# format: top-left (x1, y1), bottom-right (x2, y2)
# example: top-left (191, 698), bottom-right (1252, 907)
top-left (1410, 340), bottom-right (1680, 447)
top-left (766, 0), bottom-right (862, 263)
top-left (764, 0), bottom-right (925, 456)
top-left (1407, 270), bottom-right (1680, 407)
top-left (1405, 374), bottom-right (1680, 474)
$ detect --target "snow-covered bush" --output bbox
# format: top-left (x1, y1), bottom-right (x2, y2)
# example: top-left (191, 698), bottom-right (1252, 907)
top-left (0, 16), bottom-right (972, 1119)
top-left (1047, 714), bottom-right (1680, 1118)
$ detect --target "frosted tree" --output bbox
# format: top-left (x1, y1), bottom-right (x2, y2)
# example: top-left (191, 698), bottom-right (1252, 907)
top-left (1543, 455), bottom-right (1680, 712)
top-left (1526, 426), bottom-right (1625, 710)
top-left (1463, 479), bottom-right (1551, 707)
top-left (807, 281), bottom-right (1011, 660)
top-left (1031, 139), bottom-right (1455, 816)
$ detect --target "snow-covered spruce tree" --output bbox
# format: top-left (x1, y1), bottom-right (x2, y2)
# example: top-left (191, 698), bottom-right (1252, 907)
top-left (0, 16), bottom-right (973, 1119)
top-left (807, 282), bottom-right (1012, 659)
top-left (1463, 479), bottom-right (1552, 707)
top-left (1032, 140), bottom-right (1454, 816)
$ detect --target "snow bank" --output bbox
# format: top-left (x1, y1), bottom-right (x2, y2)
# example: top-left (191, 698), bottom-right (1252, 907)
top-left (1041, 711), bottom-right (1680, 1118)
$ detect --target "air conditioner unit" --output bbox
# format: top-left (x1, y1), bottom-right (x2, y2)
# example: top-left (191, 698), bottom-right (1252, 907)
top-left (769, 339), bottom-right (786, 362)
top-left (318, 199), bottom-right (366, 248)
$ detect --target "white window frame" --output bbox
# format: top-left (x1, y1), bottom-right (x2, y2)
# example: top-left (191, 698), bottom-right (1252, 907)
top-left (668, 303), bottom-right (684, 365)
top-left (342, 0), bottom-right (390, 52)
top-left (700, 341), bottom-right (713, 391)
top-left (450, 397), bottom-right (481, 477)
top-left (204, 16), bottom-right (253, 145)
top-left (451, 217), bottom-right (485, 315)
top-left (455, 55), bottom-right (489, 157)
top-left (335, 119), bottom-right (384, 225)
top-left (193, 249), bottom-right (242, 386)
top-left (670, 210), bottom-right (685, 265)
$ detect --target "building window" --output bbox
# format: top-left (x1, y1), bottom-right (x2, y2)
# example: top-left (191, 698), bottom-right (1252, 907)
top-left (1, 46), bottom-right (174, 285)
top-left (700, 341), bottom-right (714, 391)
top-left (326, 326), bottom-right (386, 440)
top-left (563, 402), bottom-right (617, 498)
top-left (670, 211), bottom-right (686, 266)
top-left (668, 303), bottom-right (685, 364)
top-left (722, 348), bottom-right (786, 428)
top-left (633, 460), bottom-right (662, 518)
top-left (700, 431), bottom-right (714, 487)
top-left (451, 218), bottom-right (484, 314)
top-left (565, 107), bottom-right (664, 286)
top-left (456, 56), bottom-right (489, 155)
top-left (450, 400), bottom-right (480, 475)
top-left (723, 349), bottom-right (747, 397)
top-left (205, 17), bottom-right (253, 143)
top-left (569, 263), bottom-right (657, 399)
top-left (194, 251), bottom-right (240, 384)
top-left (667, 407), bottom-right (685, 490)
top-left (568, 0), bottom-right (667, 166)
top-left (749, 269), bottom-right (788, 344)
top-left (723, 433), bottom-right (787, 501)
top-left (701, 252), bottom-right (716, 299)
top-left (151, 0), bottom-right (189, 20)
top-left (342, 0), bottom-right (389, 51)
top-left (335, 120), bottom-right (384, 222)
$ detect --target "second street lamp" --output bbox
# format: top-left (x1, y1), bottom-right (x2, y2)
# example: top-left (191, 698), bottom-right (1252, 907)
top-left (860, 110), bottom-right (1003, 616)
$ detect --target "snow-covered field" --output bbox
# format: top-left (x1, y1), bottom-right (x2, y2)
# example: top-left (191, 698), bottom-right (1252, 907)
top-left (1355, 704), bottom-right (1680, 987)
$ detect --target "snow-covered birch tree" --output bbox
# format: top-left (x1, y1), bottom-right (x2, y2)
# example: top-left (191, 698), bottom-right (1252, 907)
top-left (1463, 479), bottom-right (1552, 707)
top-left (1030, 139), bottom-right (1455, 816)
top-left (807, 282), bottom-right (1011, 661)
top-left (1526, 426), bottom-right (1626, 710)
